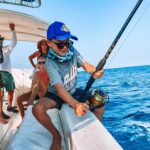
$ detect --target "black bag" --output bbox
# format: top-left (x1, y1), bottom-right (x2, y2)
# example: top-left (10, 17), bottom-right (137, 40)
top-left (0, 37), bottom-right (4, 64)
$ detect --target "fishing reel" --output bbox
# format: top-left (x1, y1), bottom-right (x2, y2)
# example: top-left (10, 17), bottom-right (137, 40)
top-left (89, 89), bottom-right (109, 110)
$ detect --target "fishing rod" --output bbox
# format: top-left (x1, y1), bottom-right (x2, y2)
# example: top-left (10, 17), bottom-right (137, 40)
top-left (84, 0), bottom-right (143, 94)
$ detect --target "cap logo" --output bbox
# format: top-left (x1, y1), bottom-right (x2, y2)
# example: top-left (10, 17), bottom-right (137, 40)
top-left (61, 24), bottom-right (69, 32)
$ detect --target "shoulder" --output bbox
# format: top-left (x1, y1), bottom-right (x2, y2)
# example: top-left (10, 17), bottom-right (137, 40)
top-left (70, 46), bottom-right (76, 53)
top-left (29, 51), bottom-right (40, 58)
top-left (33, 51), bottom-right (40, 55)
top-left (71, 47), bottom-right (81, 56)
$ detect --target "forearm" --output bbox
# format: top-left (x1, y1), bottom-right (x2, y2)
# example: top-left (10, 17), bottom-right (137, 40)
top-left (10, 31), bottom-right (17, 49)
top-left (55, 84), bottom-right (78, 108)
top-left (82, 61), bottom-right (104, 79)
top-left (82, 61), bottom-right (95, 74)
top-left (29, 52), bottom-right (39, 68)
top-left (28, 84), bottom-right (39, 105)
top-left (29, 58), bottom-right (36, 68)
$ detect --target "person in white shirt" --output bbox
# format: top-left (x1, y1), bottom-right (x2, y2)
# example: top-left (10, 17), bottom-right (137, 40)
top-left (0, 23), bottom-right (18, 124)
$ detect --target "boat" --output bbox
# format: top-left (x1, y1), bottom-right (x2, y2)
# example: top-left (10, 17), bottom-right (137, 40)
top-left (1, 69), bottom-right (123, 150)
top-left (1, 0), bottom-right (144, 149)
top-left (0, 0), bottom-right (41, 8)
top-left (0, 9), bottom-right (123, 150)
top-left (0, 9), bottom-right (48, 42)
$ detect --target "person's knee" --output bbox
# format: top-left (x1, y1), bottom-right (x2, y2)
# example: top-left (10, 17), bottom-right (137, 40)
top-left (8, 90), bottom-right (14, 96)
top-left (32, 102), bottom-right (45, 116)
top-left (32, 83), bottom-right (39, 91)
top-left (94, 106), bottom-right (104, 114)
top-left (94, 107), bottom-right (105, 121)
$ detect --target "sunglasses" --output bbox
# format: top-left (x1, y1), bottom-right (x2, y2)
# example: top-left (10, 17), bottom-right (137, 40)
top-left (52, 40), bottom-right (74, 49)
top-left (38, 61), bottom-right (46, 65)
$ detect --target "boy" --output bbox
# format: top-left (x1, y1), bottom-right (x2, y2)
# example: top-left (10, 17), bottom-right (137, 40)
top-left (32, 21), bottom-right (104, 150)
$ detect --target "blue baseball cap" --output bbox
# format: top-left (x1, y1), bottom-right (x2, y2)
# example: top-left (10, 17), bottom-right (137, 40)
top-left (47, 21), bottom-right (78, 41)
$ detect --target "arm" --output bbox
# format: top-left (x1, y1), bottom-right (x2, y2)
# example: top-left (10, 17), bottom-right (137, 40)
top-left (55, 83), bottom-right (78, 108)
top-left (29, 51), bottom-right (40, 68)
top-left (82, 61), bottom-right (104, 79)
top-left (55, 83), bottom-right (89, 116)
top-left (46, 58), bottom-right (89, 116)
top-left (28, 83), bottom-right (39, 105)
top-left (30, 72), bottom-right (37, 90)
top-left (7, 24), bottom-right (17, 53)
top-left (28, 73), bottom-right (39, 105)
top-left (82, 61), bottom-right (95, 74)
top-left (74, 48), bottom-right (104, 79)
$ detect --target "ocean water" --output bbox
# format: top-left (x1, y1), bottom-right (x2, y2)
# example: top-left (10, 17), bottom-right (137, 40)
top-left (77, 65), bottom-right (150, 150)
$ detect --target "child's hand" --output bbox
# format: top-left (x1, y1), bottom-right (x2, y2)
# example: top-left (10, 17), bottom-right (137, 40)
top-left (75, 102), bottom-right (89, 117)
top-left (93, 69), bottom-right (104, 79)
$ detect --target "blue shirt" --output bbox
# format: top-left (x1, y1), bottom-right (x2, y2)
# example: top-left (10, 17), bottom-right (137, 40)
top-left (46, 47), bottom-right (85, 94)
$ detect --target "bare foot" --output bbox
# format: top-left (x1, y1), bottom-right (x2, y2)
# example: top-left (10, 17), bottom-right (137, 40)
top-left (0, 116), bottom-right (8, 124)
top-left (50, 135), bottom-right (61, 150)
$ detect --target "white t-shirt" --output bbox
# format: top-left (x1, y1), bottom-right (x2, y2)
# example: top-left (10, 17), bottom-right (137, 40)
top-left (0, 31), bottom-right (17, 73)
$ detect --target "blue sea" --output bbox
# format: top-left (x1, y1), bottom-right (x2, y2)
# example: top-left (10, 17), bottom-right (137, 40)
top-left (77, 65), bottom-right (150, 150)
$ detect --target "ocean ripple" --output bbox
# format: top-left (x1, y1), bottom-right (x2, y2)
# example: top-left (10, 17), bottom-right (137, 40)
top-left (78, 65), bottom-right (150, 150)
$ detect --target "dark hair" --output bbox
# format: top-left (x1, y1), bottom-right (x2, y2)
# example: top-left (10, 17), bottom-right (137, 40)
top-left (37, 39), bottom-right (49, 55)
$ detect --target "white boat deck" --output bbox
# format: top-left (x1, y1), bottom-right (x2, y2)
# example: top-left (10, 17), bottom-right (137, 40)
top-left (0, 101), bottom-right (22, 150)
top-left (0, 69), bottom-right (123, 150)
top-left (0, 102), bottom-right (123, 150)
top-left (0, 68), bottom-right (31, 150)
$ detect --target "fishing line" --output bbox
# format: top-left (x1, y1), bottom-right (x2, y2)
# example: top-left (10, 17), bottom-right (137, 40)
top-left (106, 1), bottom-right (150, 68)
top-left (84, 0), bottom-right (143, 93)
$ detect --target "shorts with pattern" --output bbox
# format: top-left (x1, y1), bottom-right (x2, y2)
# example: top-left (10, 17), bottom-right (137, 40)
top-left (0, 71), bottom-right (15, 91)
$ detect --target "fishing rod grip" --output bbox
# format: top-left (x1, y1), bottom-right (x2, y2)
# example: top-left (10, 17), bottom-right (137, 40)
top-left (84, 58), bottom-right (106, 92)
top-left (96, 58), bottom-right (106, 71)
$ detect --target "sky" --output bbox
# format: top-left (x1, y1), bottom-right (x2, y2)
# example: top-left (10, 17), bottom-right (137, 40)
top-left (0, 0), bottom-right (150, 69)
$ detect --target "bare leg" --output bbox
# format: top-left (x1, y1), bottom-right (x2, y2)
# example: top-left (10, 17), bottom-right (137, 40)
top-left (0, 115), bottom-right (8, 124)
top-left (32, 98), bottom-right (61, 150)
top-left (8, 90), bottom-right (14, 107)
top-left (94, 106), bottom-right (105, 122)
top-left (0, 90), bottom-right (4, 114)
top-left (0, 91), bottom-right (7, 124)
top-left (16, 91), bottom-right (31, 118)
top-left (28, 84), bottom-right (39, 105)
